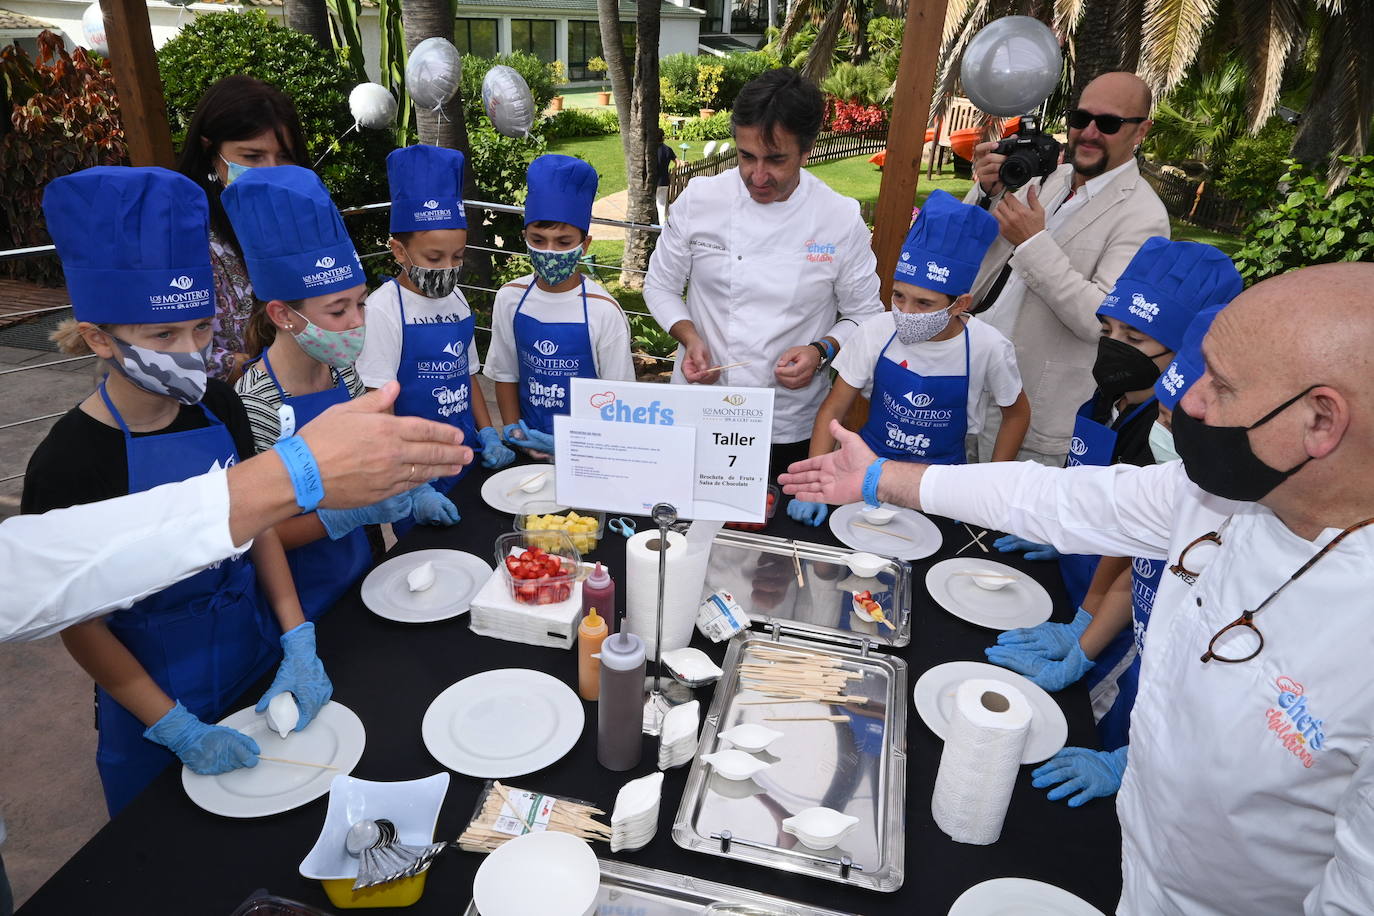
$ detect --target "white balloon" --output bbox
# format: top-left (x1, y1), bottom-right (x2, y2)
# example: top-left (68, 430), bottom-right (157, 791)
top-left (406, 37), bottom-right (462, 112)
top-left (481, 65), bottom-right (536, 138)
top-left (81, 2), bottom-right (108, 57)
top-left (349, 82), bottom-right (398, 130)
top-left (959, 16), bottom-right (1062, 117)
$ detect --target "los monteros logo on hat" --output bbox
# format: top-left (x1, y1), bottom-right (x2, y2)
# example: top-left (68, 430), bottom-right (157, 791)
top-left (316, 256), bottom-right (336, 269)
top-left (168, 275), bottom-right (195, 290)
top-left (424, 200), bottom-right (439, 209)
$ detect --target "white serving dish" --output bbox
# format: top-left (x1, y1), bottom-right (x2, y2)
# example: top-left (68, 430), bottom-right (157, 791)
top-left (781, 806), bottom-right (860, 849)
top-left (298, 772), bottom-right (449, 881)
top-left (717, 723), bottom-right (784, 754)
top-left (700, 749), bottom-right (773, 781)
top-left (472, 831), bottom-right (599, 916)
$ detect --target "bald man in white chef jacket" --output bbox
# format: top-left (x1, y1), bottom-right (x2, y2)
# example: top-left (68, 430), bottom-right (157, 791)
top-left (645, 68), bottom-right (883, 474)
top-left (780, 262), bottom-right (1374, 915)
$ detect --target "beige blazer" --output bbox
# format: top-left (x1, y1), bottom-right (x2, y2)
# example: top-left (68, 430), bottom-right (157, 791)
top-left (964, 160), bottom-right (1170, 456)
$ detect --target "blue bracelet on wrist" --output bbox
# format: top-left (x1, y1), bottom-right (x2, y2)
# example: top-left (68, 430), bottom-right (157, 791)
top-left (272, 435), bottom-right (325, 513)
top-left (862, 457), bottom-right (888, 507)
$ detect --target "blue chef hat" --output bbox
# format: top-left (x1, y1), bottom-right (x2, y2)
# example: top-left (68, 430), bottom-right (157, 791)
top-left (894, 189), bottom-right (999, 296)
top-left (387, 145), bottom-right (468, 233)
top-left (1155, 302), bottom-right (1226, 410)
top-left (42, 166), bottom-right (214, 325)
top-left (1096, 237), bottom-right (1241, 353)
top-left (221, 165), bottom-right (363, 301)
top-left (524, 154), bottom-right (598, 232)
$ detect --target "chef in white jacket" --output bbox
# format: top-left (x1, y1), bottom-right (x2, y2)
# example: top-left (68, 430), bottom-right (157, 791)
top-left (780, 261), bottom-right (1374, 915)
top-left (644, 68), bottom-right (883, 473)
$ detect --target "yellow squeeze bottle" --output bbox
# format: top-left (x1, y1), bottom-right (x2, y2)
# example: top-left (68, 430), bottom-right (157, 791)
top-left (578, 607), bottom-right (609, 701)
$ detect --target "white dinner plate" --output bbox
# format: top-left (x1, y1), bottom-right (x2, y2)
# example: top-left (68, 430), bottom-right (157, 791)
top-left (913, 661), bottom-right (1067, 764)
top-left (480, 466), bottom-right (564, 515)
top-left (924, 558), bottom-right (1052, 630)
top-left (182, 701), bottom-right (366, 818)
top-left (829, 502), bottom-right (942, 561)
top-left (948, 877), bottom-right (1106, 915)
top-left (361, 548), bottom-right (492, 623)
top-left (422, 669), bottom-right (584, 778)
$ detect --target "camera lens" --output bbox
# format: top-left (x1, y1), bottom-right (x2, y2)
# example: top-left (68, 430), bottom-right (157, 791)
top-left (999, 149), bottom-right (1036, 190)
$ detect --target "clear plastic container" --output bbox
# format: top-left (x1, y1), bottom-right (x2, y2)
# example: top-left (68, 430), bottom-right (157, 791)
top-left (513, 501), bottom-right (606, 554)
top-left (725, 484), bottom-right (779, 532)
top-left (494, 530), bottom-right (582, 605)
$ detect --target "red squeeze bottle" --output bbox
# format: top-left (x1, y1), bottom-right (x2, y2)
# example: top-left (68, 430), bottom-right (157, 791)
top-left (582, 562), bottom-right (617, 633)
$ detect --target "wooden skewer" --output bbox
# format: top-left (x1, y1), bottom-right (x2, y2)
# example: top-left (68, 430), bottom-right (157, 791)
top-left (258, 755), bottom-right (338, 770)
top-left (949, 570), bottom-right (1016, 580)
top-left (739, 693), bottom-right (868, 705)
top-left (766, 715), bottom-right (849, 722)
top-left (962, 523), bottom-right (990, 553)
top-left (702, 360), bottom-right (751, 373)
top-left (850, 519), bottom-right (914, 540)
top-left (505, 471), bottom-right (548, 497)
top-left (791, 541), bottom-right (805, 587)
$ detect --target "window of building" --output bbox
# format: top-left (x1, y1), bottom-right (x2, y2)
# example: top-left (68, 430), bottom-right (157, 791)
top-left (454, 18), bottom-right (498, 58)
top-left (731, 0), bottom-right (767, 32)
top-left (566, 20), bottom-right (601, 82)
top-left (510, 18), bottom-right (556, 63)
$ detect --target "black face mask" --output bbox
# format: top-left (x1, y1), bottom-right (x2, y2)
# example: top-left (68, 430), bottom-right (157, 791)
top-left (1092, 336), bottom-right (1169, 397)
top-left (1171, 386), bottom-right (1316, 501)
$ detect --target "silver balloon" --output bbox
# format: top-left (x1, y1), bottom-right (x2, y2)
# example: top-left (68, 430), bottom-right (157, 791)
top-left (349, 83), bottom-right (398, 130)
top-left (406, 38), bottom-right (462, 112)
top-left (959, 16), bottom-right (1062, 117)
top-left (481, 65), bottom-right (536, 138)
top-left (81, 2), bottom-right (108, 57)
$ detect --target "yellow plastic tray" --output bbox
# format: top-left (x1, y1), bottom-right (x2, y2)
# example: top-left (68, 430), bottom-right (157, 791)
top-left (320, 871), bottom-right (427, 909)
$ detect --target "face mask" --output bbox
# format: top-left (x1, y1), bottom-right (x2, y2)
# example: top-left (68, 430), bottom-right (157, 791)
top-left (892, 305), bottom-right (953, 345)
top-left (104, 335), bottom-right (209, 405)
top-left (527, 242), bottom-right (582, 286)
top-left (219, 154), bottom-right (251, 185)
top-left (404, 256), bottom-right (463, 299)
top-left (1093, 336), bottom-right (1169, 396)
top-left (1171, 386), bottom-right (1316, 501)
top-left (289, 307), bottom-right (365, 369)
top-left (1148, 420), bottom-right (1178, 464)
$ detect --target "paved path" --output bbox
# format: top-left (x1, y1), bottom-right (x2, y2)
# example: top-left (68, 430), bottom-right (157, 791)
top-left (590, 189), bottom-right (630, 243)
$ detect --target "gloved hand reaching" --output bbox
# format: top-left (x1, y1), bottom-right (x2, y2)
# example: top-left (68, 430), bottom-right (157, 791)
top-left (985, 640), bottom-right (1094, 692)
top-left (256, 622), bottom-right (332, 730)
top-left (995, 607), bottom-right (1092, 658)
top-left (787, 498), bottom-right (829, 527)
top-left (410, 483), bottom-right (460, 525)
top-left (144, 701), bottom-right (259, 774)
top-left (477, 426), bottom-right (516, 469)
top-left (503, 420), bottom-right (556, 455)
top-left (993, 534), bottom-right (1061, 561)
top-left (316, 489), bottom-right (414, 539)
top-left (1032, 746), bottom-right (1128, 807)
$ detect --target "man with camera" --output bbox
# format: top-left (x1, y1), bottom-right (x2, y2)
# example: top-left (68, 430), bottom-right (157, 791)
top-left (964, 71), bottom-right (1170, 466)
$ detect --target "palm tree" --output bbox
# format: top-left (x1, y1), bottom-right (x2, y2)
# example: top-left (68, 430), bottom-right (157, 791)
top-left (775, 0), bottom-right (877, 82)
top-left (284, 0), bottom-right (332, 47)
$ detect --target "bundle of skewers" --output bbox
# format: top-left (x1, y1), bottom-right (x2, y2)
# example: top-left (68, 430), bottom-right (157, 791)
top-left (457, 780), bottom-right (612, 852)
top-left (737, 644), bottom-right (869, 708)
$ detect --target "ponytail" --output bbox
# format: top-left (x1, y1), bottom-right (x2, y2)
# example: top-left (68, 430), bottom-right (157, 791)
top-left (244, 298), bottom-right (303, 358)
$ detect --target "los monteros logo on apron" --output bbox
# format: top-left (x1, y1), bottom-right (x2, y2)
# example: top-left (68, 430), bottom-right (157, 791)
top-left (1069, 436), bottom-right (1089, 457)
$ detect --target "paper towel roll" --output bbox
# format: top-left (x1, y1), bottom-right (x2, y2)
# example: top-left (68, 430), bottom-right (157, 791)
top-left (931, 678), bottom-right (1032, 845)
top-left (625, 530), bottom-right (697, 655)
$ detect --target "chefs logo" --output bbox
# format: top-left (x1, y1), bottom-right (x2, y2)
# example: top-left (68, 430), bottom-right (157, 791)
top-left (415, 199), bottom-right (453, 222)
top-left (903, 391), bottom-right (934, 408)
top-left (1160, 363), bottom-right (1186, 396)
top-left (1266, 675), bottom-right (1326, 768)
top-left (589, 391), bottom-right (616, 409)
top-left (598, 393), bottom-right (674, 425)
top-left (880, 389), bottom-right (952, 423)
top-left (168, 275), bottom-right (195, 290)
top-left (722, 394), bottom-right (747, 406)
top-left (431, 383), bottom-right (470, 418)
top-left (805, 240), bottom-right (836, 263)
top-left (1129, 292), bottom-right (1160, 322)
top-left (926, 261), bottom-right (951, 284)
top-left (534, 339), bottom-right (559, 356)
top-left (886, 422), bottom-right (931, 455)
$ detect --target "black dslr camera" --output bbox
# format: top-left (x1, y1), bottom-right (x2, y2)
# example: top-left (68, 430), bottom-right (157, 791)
top-left (991, 114), bottom-right (1061, 190)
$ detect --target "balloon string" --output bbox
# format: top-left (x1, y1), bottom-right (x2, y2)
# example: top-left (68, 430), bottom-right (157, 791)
top-left (312, 123), bottom-right (358, 170)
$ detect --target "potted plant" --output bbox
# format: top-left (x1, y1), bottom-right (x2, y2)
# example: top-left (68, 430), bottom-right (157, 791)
top-left (588, 56), bottom-right (611, 106)
top-left (695, 63), bottom-right (723, 120)
top-left (549, 60), bottom-right (566, 111)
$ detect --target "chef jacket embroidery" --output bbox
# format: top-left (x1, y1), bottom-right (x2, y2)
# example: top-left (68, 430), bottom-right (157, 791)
top-left (1267, 675), bottom-right (1326, 768)
top-left (806, 240), bottom-right (836, 262)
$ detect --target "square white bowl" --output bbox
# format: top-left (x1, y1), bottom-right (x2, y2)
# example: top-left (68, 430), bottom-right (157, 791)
top-left (298, 772), bottom-right (450, 881)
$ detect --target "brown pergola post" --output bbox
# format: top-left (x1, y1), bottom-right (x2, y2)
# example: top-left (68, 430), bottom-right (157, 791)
top-left (101, 0), bottom-right (175, 168)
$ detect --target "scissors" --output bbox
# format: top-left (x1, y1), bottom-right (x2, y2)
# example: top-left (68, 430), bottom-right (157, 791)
top-left (608, 517), bottom-right (637, 538)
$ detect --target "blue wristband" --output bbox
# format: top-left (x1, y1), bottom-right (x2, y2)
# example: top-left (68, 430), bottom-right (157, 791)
top-left (862, 457), bottom-right (888, 508)
top-left (272, 435), bottom-right (325, 513)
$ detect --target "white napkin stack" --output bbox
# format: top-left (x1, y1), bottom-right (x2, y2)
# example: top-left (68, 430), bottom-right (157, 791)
top-left (610, 771), bottom-right (663, 853)
top-left (657, 700), bottom-right (700, 770)
top-left (467, 566), bottom-right (583, 650)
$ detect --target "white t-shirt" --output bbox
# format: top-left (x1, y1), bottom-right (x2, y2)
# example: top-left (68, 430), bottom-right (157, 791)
top-left (833, 313), bottom-right (1022, 437)
top-left (483, 273), bottom-right (635, 384)
top-left (355, 280), bottom-right (482, 388)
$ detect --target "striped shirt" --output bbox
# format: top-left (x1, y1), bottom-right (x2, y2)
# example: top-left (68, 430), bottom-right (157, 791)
top-left (234, 360), bottom-right (365, 455)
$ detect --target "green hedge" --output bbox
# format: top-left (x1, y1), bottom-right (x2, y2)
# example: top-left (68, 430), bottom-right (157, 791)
top-left (676, 111), bottom-right (734, 141)
top-left (544, 107), bottom-right (620, 140)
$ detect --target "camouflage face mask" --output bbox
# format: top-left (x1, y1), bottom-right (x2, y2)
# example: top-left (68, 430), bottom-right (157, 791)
top-left (104, 335), bottom-right (210, 405)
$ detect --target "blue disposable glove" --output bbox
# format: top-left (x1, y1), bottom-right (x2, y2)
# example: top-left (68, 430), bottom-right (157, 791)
top-left (993, 534), bottom-right (1061, 561)
top-left (256, 622), bottom-right (332, 731)
top-left (996, 607), bottom-right (1093, 657)
top-left (502, 420), bottom-right (556, 455)
top-left (787, 498), bottom-right (829, 527)
top-left (410, 483), bottom-right (460, 525)
top-left (1032, 746), bottom-right (1128, 807)
top-left (316, 489), bottom-right (414, 539)
top-left (985, 640), bottom-right (1094, 692)
top-left (144, 701), bottom-right (259, 775)
top-left (477, 426), bottom-right (516, 469)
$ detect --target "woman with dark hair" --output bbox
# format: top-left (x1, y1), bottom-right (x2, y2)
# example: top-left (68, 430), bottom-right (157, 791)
top-left (176, 75), bottom-right (310, 383)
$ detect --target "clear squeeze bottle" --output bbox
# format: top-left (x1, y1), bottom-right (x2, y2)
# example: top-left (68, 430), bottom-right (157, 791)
top-left (582, 562), bottom-right (616, 632)
top-left (578, 607), bottom-right (609, 701)
top-left (597, 631), bottom-right (646, 770)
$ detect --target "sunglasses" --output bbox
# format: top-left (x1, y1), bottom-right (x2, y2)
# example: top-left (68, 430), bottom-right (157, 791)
top-left (1065, 108), bottom-right (1148, 134)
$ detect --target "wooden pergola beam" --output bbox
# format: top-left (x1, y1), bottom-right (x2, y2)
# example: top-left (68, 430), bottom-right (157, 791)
top-left (101, 0), bottom-right (175, 168)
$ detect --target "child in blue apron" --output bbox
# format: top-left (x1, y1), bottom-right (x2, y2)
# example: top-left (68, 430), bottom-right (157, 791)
top-left (23, 168), bottom-right (332, 816)
top-left (224, 165), bottom-right (459, 617)
top-left (484, 154), bottom-right (635, 457)
top-left (789, 189), bottom-right (1030, 526)
top-left (356, 145), bottom-right (514, 495)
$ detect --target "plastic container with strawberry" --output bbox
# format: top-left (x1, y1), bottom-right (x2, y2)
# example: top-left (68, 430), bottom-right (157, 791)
top-left (494, 531), bottom-right (581, 605)
top-left (725, 484), bottom-right (779, 532)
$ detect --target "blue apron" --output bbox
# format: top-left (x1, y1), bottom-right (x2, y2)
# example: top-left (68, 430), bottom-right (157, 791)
top-left (1093, 556), bottom-right (1164, 750)
top-left (858, 325), bottom-right (970, 465)
top-left (258, 353), bottom-right (371, 621)
top-left (94, 383), bottom-right (279, 816)
top-left (512, 275), bottom-right (596, 434)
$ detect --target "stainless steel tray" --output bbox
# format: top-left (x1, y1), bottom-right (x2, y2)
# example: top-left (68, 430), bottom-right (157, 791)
top-left (462, 857), bottom-right (860, 915)
top-left (701, 530), bottom-right (912, 650)
top-left (671, 632), bottom-right (908, 892)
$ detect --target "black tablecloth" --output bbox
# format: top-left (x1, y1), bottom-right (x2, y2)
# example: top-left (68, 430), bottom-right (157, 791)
top-left (18, 463), bottom-right (1121, 915)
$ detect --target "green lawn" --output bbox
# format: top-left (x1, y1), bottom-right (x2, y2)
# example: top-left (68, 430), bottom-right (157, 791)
top-left (549, 134), bottom-right (627, 199)
top-left (1169, 218), bottom-right (1243, 255)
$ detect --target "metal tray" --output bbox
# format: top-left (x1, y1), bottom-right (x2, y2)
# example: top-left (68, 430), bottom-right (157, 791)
top-left (701, 530), bottom-right (912, 650)
top-left (671, 632), bottom-right (908, 892)
top-left (461, 857), bottom-right (860, 915)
